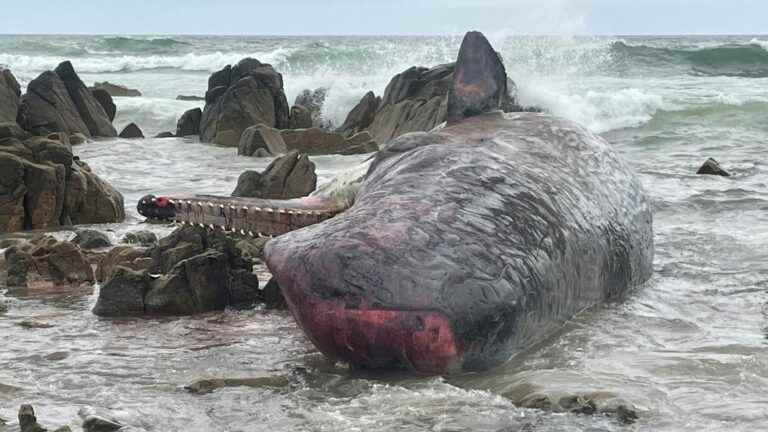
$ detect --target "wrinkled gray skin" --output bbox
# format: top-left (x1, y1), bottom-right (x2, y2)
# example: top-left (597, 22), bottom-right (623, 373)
top-left (265, 111), bottom-right (654, 372)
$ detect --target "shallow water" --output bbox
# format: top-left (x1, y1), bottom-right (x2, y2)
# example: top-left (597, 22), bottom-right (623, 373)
top-left (2, 35), bottom-right (768, 430)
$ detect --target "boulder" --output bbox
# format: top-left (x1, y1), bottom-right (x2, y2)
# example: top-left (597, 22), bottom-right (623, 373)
top-left (0, 122), bottom-right (28, 140)
top-left (697, 158), bottom-right (730, 177)
top-left (0, 67), bottom-right (21, 124)
top-left (232, 150), bottom-right (317, 199)
top-left (90, 88), bottom-right (116, 122)
top-left (237, 124), bottom-right (286, 156)
top-left (176, 107), bottom-right (201, 137)
top-left (122, 230), bottom-right (158, 247)
top-left (55, 61), bottom-right (117, 137)
top-left (18, 71), bottom-right (91, 137)
top-left (263, 277), bottom-right (287, 310)
top-left (69, 132), bottom-right (88, 145)
top-left (5, 236), bottom-right (94, 288)
top-left (72, 229), bottom-right (112, 249)
top-left (154, 131), bottom-right (175, 138)
top-left (93, 226), bottom-right (259, 317)
top-left (176, 95), bottom-right (204, 101)
top-left (337, 91), bottom-right (380, 137)
top-left (46, 132), bottom-right (71, 148)
top-left (288, 105), bottom-right (312, 129)
top-left (118, 122), bottom-right (144, 139)
top-left (82, 416), bottom-right (123, 432)
top-left (64, 159), bottom-right (125, 226)
top-left (19, 404), bottom-right (45, 432)
top-left (294, 88), bottom-right (328, 128)
top-left (93, 81), bottom-right (141, 97)
top-left (199, 58), bottom-right (290, 146)
top-left (281, 127), bottom-right (377, 155)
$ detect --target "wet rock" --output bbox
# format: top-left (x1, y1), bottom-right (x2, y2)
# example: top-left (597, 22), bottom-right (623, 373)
top-left (94, 226), bottom-right (259, 317)
top-left (82, 415), bottom-right (124, 432)
top-left (176, 107), bottom-right (201, 137)
top-left (288, 105), bottom-right (312, 129)
top-left (263, 277), bottom-right (287, 310)
top-left (64, 159), bottom-right (125, 226)
top-left (44, 351), bottom-right (69, 361)
top-left (337, 91), bottom-right (380, 137)
top-left (154, 131), bottom-right (175, 138)
top-left (69, 132), bottom-right (88, 145)
top-left (19, 404), bottom-right (46, 432)
top-left (90, 88), bottom-right (116, 122)
top-left (18, 71), bottom-right (91, 137)
top-left (46, 132), bottom-right (71, 148)
top-left (697, 158), bottom-right (730, 177)
top-left (237, 124), bottom-right (286, 156)
top-left (176, 95), bottom-right (204, 101)
top-left (5, 236), bottom-right (94, 288)
top-left (72, 229), bottom-right (112, 249)
top-left (92, 81), bottom-right (141, 97)
top-left (118, 123), bottom-right (144, 139)
top-left (235, 237), bottom-right (269, 260)
top-left (17, 320), bottom-right (55, 329)
top-left (121, 231), bottom-right (158, 247)
top-left (95, 246), bottom-right (152, 283)
top-left (200, 58), bottom-right (290, 146)
top-left (185, 376), bottom-right (290, 394)
top-left (294, 88), bottom-right (328, 128)
top-left (93, 266), bottom-right (149, 316)
top-left (239, 125), bottom-right (376, 157)
top-left (0, 121), bottom-right (29, 140)
top-left (232, 150), bottom-right (317, 199)
top-left (55, 61), bottom-right (117, 137)
top-left (0, 67), bottom-right (21, 125)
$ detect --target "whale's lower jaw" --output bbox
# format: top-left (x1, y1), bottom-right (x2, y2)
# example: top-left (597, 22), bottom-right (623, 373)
top-left (283, 293), bottom-right (462, 374)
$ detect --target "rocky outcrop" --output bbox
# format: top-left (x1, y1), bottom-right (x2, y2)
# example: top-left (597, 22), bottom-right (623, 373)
top-left (697, 158), bottom-right (730, 176)
top-left (55, 61), bottom-right (117, 137)
top-left (0, 135), bottom-right (125, 233)
top-left (95, 245), bottom-right (152, 283)
top-left (5, 235), bottom-right (94, 288)
top-left (18, 71), bottom-right (91, 137)
top-left (122, 230), bottom-right (158, 247)
top-left (72, 229), bottom-right (112, 249)
top-left (90, 88), bottom-right (116, 122)
top-left (238, 125), bottom-right (377, 157)
top-left (288, 105), bottom-right (312, 129)
top-left (93, 81), bottom-right (141, 97)
top-left (294, 88), bottom-right (329, 128)
top-left (118, 123), bottom-right (144, 138)
top-left (0, 67), bottom-right (21, 125)
top-left (232, 150), bottom-right (316, 199)
top-left (337, 91), bottom-right (380, 137)
top-left (154, 131), bottom-right (175, 138)
top-left (18, 404), bottom-right (72, 432)
top-left (93, 226), bottom-right (260, 317)
top-left (176, 95), bottom-right (204, 101)
top-left (199, 58), bottom-right (290, 147)
top-left (176, 107), bottom-right (201, 137)
top-left (365, 61), bottom-right (522, 144)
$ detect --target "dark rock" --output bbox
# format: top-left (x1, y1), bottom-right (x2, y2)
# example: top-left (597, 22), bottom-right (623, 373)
top-left (176, 108), bottom-right (201, 137)
top-left (72, 229), bottom-right (112, 249)
top-left (5, 236), bottom-right (94, 288)
top-left (19, 404), bottom-right (46, 432)
top-left (90, 88), bottom-right (116, 122)
top-left (185, 376), bottom-right (290, 395)
top-left (232, 150), bottom-right (316, 199)
top-left (263, 277), bottom-right (287, 309)
top-left (0, 121), bottom-right (29, 140)
top-left (280, 127), bottom-right (377, 155)
top-left (0, 67), bottom-right (21, 124)
top-left (55, 62), bottom-right (117, 137)
top-left (118, 123), bottom-right (144, 139)
top-left (46, 132), bottom-right (71, 147)
top-left (69, 132), bottom-right (88, 145)
top-left (95, 246), bottom-right (151, 283)
top-left (64, 159), bottom-right (125, 226)
top-left (176, 95), bottom-right (204, 101)
top-left (294, 88), bottom-right (328, 128)
top-left (697, 158), bottom-right (730, 177)
top-left (200, 59), bottom-right (290, 146)
top-left (92, 81), bottom-right (141, 97)
top-left (288, 105), bottom-right (312, 129)
top-left (92, 266), bottom-right (149, 316)
top-left (122, 231), bottom-right (158, 247)
top-left (337, 91), bottom-right (380, 137)
top-left (82, 415), bottom-right (123, 432)
top-left (18, 71), bottom-right (90, 137)
top-left (17, 320), bottom-right (55, 329)
top-left (237, 124), bottom-right (286, 156)
top-left (154, 131), bottom-right (175, 138)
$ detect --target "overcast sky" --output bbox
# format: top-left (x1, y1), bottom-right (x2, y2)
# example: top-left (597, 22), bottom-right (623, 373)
top-left (1, 0), bottom-right (766, 35)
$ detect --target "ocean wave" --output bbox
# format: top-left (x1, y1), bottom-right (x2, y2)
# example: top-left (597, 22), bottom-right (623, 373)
top-left (611, 41), bottom-right (768, 78)
top-left (96, 37), bottom-right (192, 54)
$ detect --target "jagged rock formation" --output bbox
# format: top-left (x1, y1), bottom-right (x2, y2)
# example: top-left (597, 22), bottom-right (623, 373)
top-left (232, 150), bottom-right (317, 199)
top-left (238, 124), bottom-right (377, 156)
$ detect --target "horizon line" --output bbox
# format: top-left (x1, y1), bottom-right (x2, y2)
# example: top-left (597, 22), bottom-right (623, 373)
top-left (0, 32), bottom-right (767, 38)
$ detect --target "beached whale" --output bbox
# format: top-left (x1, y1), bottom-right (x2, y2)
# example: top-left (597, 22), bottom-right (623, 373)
top-left (138, 31), bottom-right (654, 373)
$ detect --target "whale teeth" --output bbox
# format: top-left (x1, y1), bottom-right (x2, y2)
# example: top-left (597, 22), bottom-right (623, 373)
top-left (240, 229), bottom-right (246, 235)
top-left (248, 231), bottom-right (255, 237)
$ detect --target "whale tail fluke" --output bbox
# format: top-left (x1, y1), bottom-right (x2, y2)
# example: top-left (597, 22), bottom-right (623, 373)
top-left (447, 31), bottom-right (509, 124)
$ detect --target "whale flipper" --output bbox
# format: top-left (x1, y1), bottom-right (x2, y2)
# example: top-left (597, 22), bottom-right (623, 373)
top-left (447, 31), bottom-right (508, 124)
